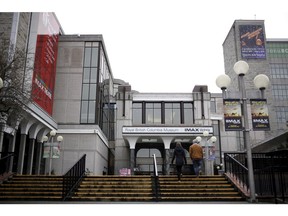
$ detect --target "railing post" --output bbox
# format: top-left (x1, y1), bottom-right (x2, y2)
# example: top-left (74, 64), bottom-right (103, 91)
top-left (152, 154), bottom-right (159, 201)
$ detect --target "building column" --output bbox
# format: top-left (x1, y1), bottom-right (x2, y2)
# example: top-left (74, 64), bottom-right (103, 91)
top-left (17, 134), bottom-right (27, 174)
top-left (125, 137), bottom-right (137, 175)
top-left (162, 136), bottom-right (174, 175)
top-left (130, 149), bottom-right (135, 175)
top-left (8, 135), bottom-right (16, 173)
top-left (34, 141), bottom-right (43, 175)
top-left (164, 149), bottom-right (172, 175)
top-left (0, 130), bottom-right (4, 158)
top-left (26, 138), bottom-right (35, 174)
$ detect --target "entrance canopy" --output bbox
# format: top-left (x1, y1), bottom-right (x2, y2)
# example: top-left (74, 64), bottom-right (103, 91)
top-left (122, 126), bottom-right (214, 149)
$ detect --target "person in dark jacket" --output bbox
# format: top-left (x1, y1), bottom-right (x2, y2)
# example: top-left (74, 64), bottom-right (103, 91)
top-left (171, 142), bottom-right (187, 182)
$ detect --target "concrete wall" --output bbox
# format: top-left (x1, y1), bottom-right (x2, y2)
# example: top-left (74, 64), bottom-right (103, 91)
top-left (52, 37), bottom-right (109, 175)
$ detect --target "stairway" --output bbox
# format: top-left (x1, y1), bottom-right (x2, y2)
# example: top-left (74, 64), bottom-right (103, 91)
top-left (71, 175), bottom-right (245, 202)
top-left (70, 175), bottom-right (154, 202)
top-left (0, 175), bottom-right (63, 201)
top-left (0, 174), bottom-right (245, 202)
top-left (157, 175), bottom-right (245, 202)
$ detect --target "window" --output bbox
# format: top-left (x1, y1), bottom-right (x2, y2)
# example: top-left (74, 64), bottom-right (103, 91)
top-left (272, 85), bottom-right (288, 100)
top-left (270, 63), bottom-right (288, 79)
top-left (132, 102), bottom-right (142, 124)
top-left (145, 103), bottom-right (161, 124)
top-left (183, 102), bottom-right (193, 124)
top-left (102, 103), bottom-right (116, 141)
top-left (80, 43), bottom-right (99, 123)
top-left (275, 106), bottom-right (288, 123)
top-left (132, 101), bottom-right (194, 125)
top-left (165, 103), bottom-right (180, 124)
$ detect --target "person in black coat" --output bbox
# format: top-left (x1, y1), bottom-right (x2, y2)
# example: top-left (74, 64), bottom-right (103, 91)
top-left (171, 142), bottom-right (187, 182)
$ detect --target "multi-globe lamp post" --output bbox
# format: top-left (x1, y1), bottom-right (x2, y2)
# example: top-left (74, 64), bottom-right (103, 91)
top-left (216, 60), bottom-right (270, 202)
top-left (196, 131), bottom-right (217, 176)
top-left (42, 130), bottom-right (63, 175)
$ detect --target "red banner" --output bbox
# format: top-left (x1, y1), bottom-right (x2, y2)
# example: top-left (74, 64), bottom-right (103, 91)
top-left (32, 13), bottom-right (60, 115)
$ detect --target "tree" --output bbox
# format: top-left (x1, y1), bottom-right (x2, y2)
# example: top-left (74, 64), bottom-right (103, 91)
top-left (0, 32), bottom-right (33, 131)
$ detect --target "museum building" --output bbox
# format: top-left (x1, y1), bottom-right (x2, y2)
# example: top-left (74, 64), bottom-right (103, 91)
top-left (1, 13), bottom-right (288, 176)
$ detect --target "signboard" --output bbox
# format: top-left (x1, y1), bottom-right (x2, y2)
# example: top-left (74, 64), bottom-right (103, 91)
top-left (251, 99), bottom-right (270, 130)
top-left (32, 13), bottom-right (60, 115)
top-left (122, 126), bottom-right (213, 135)
top-left (223, 99), bottom-right (243, 131)
top-left (239, 25), bottom-right (266, 59)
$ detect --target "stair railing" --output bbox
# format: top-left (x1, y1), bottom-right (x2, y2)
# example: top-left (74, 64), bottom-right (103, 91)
top-left (224, 151), bottom-right (288, 203)
top-left (152, 153), bottom-right (159, 201)
top-left (224, 153), bottom-right (249, 192)
top-left (0, 152), bottom-right (14, 176)
top-left (62, 154), bottom-right (86, 201)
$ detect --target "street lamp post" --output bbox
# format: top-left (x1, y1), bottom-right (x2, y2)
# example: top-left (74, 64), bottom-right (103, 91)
top-left (202, 131), bottom-right (209, 175)
top-left (202, 131), bottom-right (217, 175)
top-left (216, 60), bottom-right (270, 202)
top-left (42, 130), bottom-right (63, 175)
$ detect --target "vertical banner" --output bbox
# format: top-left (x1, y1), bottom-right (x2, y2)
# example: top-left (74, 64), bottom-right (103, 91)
top-left (43, 146), bottom-right (50, 158)
top-left (42, 145), bottom-right (60, 158)
top-left (32, 13), bottom-right (60, 115)
top-left (223, 99), bottom-right (243, 131)
top-left (251, 99), bottom-right (270, 130)
top-left (239, 25), bottom-right (266, 59)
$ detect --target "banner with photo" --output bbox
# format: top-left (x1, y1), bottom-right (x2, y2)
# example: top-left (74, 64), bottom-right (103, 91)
top-left (239, 25), bottom-right (266, 59)
top-left (223, 99), bottom-right (243, 131)
top-left (43, 145), bottom-right (60, 159)
top-left (251, 99), bottom-right (270, 130)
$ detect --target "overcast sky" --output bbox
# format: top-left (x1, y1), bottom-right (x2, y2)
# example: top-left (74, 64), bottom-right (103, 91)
top-left (3, 0), bottom-right (288, 94)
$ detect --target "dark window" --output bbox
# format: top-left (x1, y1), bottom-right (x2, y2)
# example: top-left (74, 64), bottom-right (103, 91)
top-left (80, 43), bottom-right (99, 124)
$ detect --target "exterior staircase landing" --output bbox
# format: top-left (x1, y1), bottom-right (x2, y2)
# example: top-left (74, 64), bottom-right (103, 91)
top-left (0, 174), bottom-right (246, 202)
top-left (157, 175), bottom-right (245, 202)
top-left (0, 175), bottom-right (63, 201)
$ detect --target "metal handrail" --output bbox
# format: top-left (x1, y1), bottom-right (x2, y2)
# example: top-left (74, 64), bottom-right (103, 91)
top-left (224, 151), bottom-right (288, 203)
top-left (62, 154), bottom-right (86, 201)
top-left (0, 152), bottom-right (14, 175)
top-left (224, 153), bottom-right (249, 192)
top-left (152, 154), bottom-right (159, 201)
top-left (153, 154), bottom-right (158, 177)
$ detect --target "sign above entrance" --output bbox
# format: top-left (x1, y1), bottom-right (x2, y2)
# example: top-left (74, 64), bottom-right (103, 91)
top-left (122, 126), bottom-right (213, 135)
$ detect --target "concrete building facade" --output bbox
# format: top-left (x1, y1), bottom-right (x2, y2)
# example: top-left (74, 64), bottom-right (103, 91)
top-left (1, 13), bottom-right (288, 177)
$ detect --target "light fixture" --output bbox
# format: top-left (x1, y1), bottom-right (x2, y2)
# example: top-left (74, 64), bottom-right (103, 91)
top-left (203, 131), bottom-right (209, 137)
top-left (196, 136), bottom-right (202, 142)
top-left (50, 130), bottom-right (57, 136)
top-left (42, 136), bottom-right (48, 142)
top-left (253, 74), bottom-right (270, 90)
top-left (210, 136), bottom-right (217, 143)
top-left (216, 74), bottom-right (231, 90)
top-left (233, 60), bottom-right (249, 75)
top-left (57, 136), bottom-right (63, 142)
